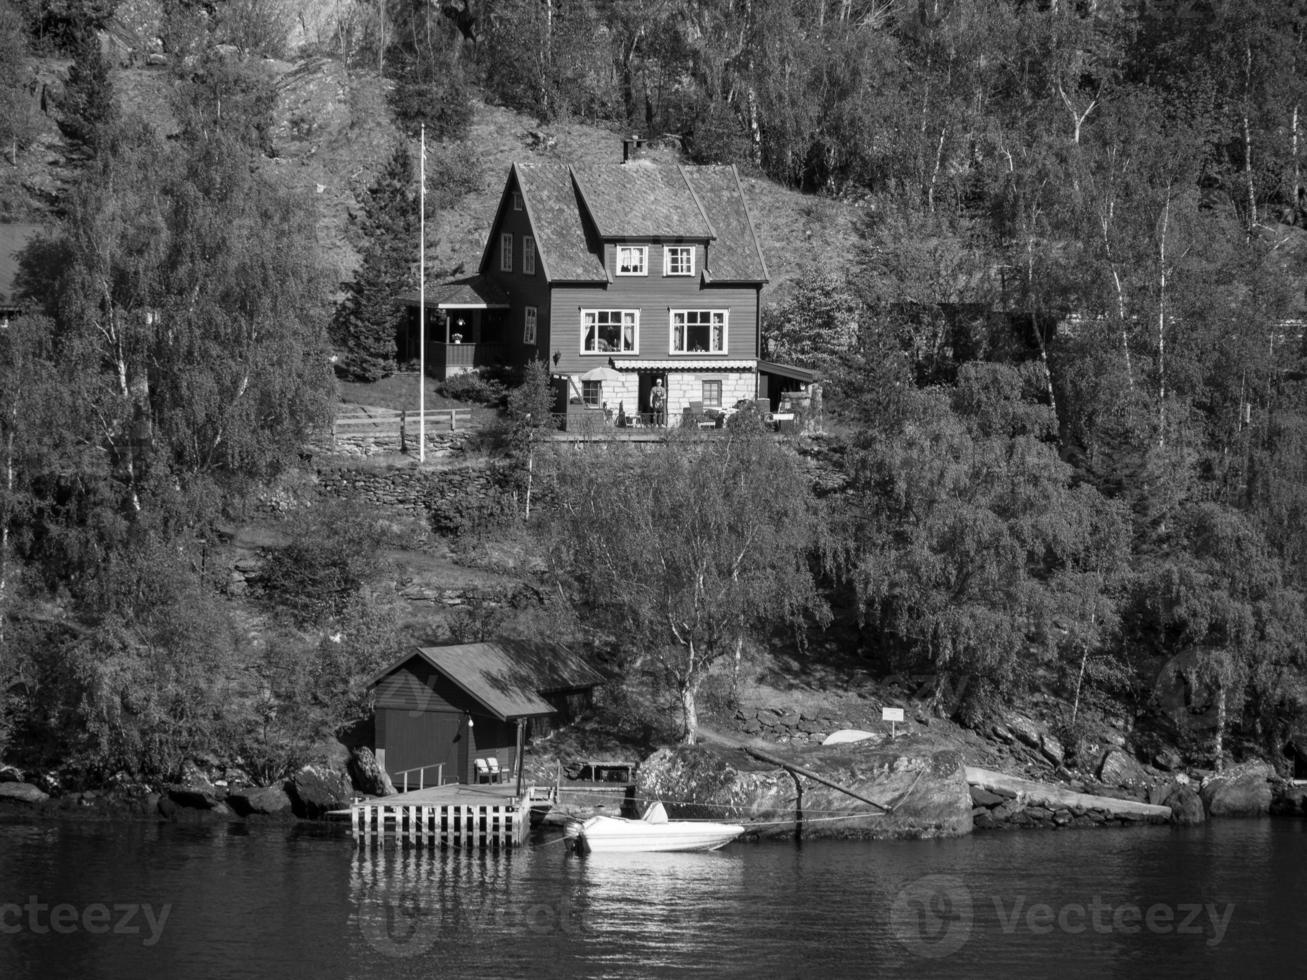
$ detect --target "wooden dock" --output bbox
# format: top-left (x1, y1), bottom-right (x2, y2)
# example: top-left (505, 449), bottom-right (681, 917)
top-left (351, 783), bottom-right (533, 848)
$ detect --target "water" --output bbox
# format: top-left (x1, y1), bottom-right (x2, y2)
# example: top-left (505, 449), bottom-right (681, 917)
top-left (2, 816), bottom-right (1306, 978)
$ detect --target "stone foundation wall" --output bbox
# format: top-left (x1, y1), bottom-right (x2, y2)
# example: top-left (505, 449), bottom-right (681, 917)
top-left (313, 460), bottom-right (501, 522)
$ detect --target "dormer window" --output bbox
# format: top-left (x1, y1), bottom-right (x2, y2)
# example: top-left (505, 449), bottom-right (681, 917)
top-left (616, 245), bottom-right (647, 276)
top-left (664, 246), bottom-right (694, 276)
top-left (500, 232), bottom-right (513, 272)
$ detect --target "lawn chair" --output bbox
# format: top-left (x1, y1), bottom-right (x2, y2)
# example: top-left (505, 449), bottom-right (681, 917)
top-left (474, 758), bottom-right (492, 784)
top-left (487, 758), bottom-right (504, 784)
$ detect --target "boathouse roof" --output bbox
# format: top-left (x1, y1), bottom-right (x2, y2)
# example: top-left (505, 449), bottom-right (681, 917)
top-left (367, 641), bottom-right (603, 722)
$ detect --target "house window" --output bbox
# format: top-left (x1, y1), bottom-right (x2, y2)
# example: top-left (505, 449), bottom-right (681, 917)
top-left (702, 380), bottom-right (722, 408)
top-left (582, 380), bottom-right (602, 406)
top-left (523, 236), bottom-right (536, 275)
top-left (616, 245), bottom-right (647, 276)
top-left (500, 232), bottom-right (513, 272)
top-left (581, 310), bottom-right (638, 354)
top-left (670, 310), bottom-right (728, 354)
top-left (513, 192), bottom-right (523, 211)
top-left (664, 246), bottom-right (694, 276)
top-left (524, 306), bottom-right (537, 345)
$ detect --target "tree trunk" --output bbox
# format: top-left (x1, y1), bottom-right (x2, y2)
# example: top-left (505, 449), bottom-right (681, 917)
top-left (1243, 41), bottom-right (1257, 231)
top-left (1156, 187), bottom-right (1172, 447)
top-left (1214, 683), bottom-right (1226, 773)
top-left (680, 676), bottom-right (700, 745)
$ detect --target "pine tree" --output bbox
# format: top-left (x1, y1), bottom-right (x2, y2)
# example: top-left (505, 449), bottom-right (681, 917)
top-left (56, 22), bottom-right (115, 159)
top-left (331, 143), bottom-right (419, 381)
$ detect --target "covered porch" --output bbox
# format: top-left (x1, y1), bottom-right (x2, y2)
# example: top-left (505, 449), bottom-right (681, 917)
top-left (398, 275), bottom-right (511, 379)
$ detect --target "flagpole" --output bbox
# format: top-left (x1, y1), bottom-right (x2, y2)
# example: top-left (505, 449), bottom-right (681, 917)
top-left (419, 123), bottom-right (426, 463)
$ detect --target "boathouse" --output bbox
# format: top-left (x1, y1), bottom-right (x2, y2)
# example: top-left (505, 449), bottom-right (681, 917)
top-left (367, 641), bottom-right (602, 789)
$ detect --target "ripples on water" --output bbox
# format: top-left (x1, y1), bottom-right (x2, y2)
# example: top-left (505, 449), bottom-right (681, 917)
top-left (2, 818), bottom-right (1307, 978)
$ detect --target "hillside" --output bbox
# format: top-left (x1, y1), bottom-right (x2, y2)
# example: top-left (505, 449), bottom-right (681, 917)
top-left (2, 53), bottom-right (860, 309)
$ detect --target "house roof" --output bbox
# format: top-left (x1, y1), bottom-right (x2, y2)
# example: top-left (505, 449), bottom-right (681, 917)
top-left (398, 274), bottom-right (511, 309)
top-left (482, 160), bottom-right (768, 284)
top-left (512, 163), bottom-right (607, 282)
top-left (681, 167), bottom-right (770, 282)
top-left (570, 161), bottom-right (714, 239)
top-left (367, 641), bottom-right (603, 723)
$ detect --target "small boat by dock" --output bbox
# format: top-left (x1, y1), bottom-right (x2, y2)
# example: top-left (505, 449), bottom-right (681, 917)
top-left (566, 802), bottom-right (744, 854)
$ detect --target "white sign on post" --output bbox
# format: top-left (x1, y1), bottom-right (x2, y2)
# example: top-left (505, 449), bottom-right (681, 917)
top-left (882, 706), bottom-right (905, 738)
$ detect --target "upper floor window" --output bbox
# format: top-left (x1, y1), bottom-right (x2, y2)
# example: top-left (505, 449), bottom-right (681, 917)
top-left (500, 232), bottom-right (513, 272)
top-left (664, 246), bottom-right (694, 276)
top-left (524, 306), bottom-right (537, 345)
top-left (616, 245), bottom-right (647, 276)
top-left (523, 236), bottom-right (536, 275)
top-left (513, 192), bottom-right (523, 211)
top-left (582, 310), bottom-right (638, 354)
top-left (671, 310), bottom-right (727, 354)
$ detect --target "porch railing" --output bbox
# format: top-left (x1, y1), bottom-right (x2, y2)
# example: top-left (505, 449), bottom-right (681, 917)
top-left (431, 341), bottom-right (503, 374)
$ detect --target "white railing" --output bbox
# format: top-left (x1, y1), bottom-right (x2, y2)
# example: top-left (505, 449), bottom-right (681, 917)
top-left (391, 762), bottom-right (445, 793)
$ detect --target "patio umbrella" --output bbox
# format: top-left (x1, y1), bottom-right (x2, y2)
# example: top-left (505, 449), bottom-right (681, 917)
top-left (578, 365), bottom-right (623, 383)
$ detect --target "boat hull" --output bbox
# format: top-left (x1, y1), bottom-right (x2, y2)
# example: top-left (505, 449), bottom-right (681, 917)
top-left (575, 815), bottom-right (744, 853)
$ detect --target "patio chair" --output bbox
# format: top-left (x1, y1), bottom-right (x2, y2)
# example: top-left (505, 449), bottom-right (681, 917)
top-left (474, 758), bottom-right (491, 784)
top-left (487, 758), bottom-right (504, 783)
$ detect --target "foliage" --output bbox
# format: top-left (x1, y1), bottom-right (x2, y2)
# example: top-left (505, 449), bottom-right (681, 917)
top-left (547, 428), bottom-right (830, 743)
top-left (437, 368), bottom-right (508, 406)
top-left (332, 142), bottom-right (425, 381)
top-left (55, 20), bottom-right (116, 159)
top-left (499, 359), bottom-right (558, 518)
top-left (0, 0), bottom-right (38, 159)
top-left (258, 499), bottom-right (403, 625)
top-left (843, 363), bottom-right (1130, 713)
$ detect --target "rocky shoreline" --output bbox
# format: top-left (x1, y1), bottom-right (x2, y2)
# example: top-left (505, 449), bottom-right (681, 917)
top-left (0, 748), bottom-right (396, 827)
top-left (1, 736), bottom-right (1299, 838)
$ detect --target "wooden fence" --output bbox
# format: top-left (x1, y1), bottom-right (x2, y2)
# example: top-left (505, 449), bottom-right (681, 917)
top-left (331, 407), bottom-right (475, 452)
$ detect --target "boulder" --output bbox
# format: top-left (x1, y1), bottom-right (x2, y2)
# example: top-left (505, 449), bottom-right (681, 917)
top-left (1165, 784), bottom-right (1206, 825)
top-left (0, 764), bottom-right (23, 783)
top-left (1039, 733), bottom-right (1065, 767)
top-left (1006, 713), bottom-right (1044, 750)
top-left (348, 748), bottom-right (395, 797)
top-left (1098, 748), bottom-right (1149, 790)
top-left (290, 764), bottom-right (352, 818)
top-left (1201, 760), bottom-right (1274, 818)
top-left (635, 736), bottom-right (973, 841)
top-left (228, 784), bottom-right (294, 817)
top-left (969, 785), bottom-right (1006, 807)
top-left (0, 782), bottom-right (49, 805)
top-left (164, 783), bottom-right (224, 810)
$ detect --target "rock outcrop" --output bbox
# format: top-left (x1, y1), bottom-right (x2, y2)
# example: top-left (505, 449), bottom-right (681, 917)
top-left (348, 748), bottom-right (395, 797)
top-left (1200, 760), bottom-right (1274, 817)
top-left (290, 764), bottom-right (352, 818)
top-left (965, 767), bottom-right (1172, 829)
top-left (228, 784), bottom-right (295, 818)
top-left (636, 736), bottom-right (972, 840)
top-left (0, 782), bottom-right (49, 805)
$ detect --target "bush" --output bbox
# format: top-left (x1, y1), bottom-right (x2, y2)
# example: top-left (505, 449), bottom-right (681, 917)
top-left (437, 369), bottom-right (508, 406)
top-left (258, 500), bottom-right (402, 624)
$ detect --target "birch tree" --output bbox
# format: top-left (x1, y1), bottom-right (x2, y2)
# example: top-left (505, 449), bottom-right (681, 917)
top-left (548, 423), bottom-right (829, 743)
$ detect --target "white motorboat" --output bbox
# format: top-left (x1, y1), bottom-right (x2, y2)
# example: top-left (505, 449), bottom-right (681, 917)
top-left (566, 802), bottom-right (744, 854)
